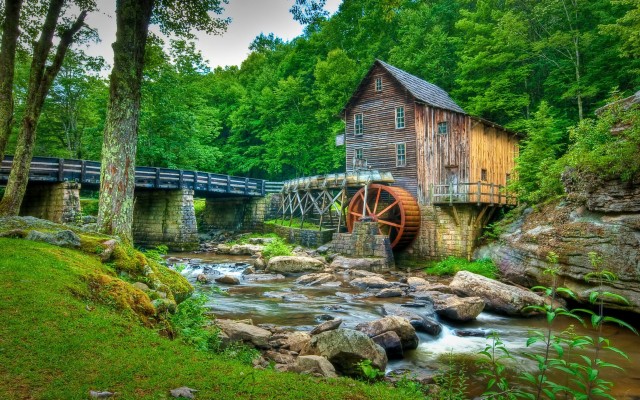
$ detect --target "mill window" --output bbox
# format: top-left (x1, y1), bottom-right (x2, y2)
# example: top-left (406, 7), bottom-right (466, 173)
top-left (438, 121), bottom-right (449, 135)
top-left (395, 106), bottom-right (405, 129)
top-left (396, 143), bottom-right (406, 167)
top-left (481, 169), bottom-right (488, 181)
top-left (375, 77), bottom-right (382, 92)
top-left (354, 113), bottom-right (363, 135)
top-left (355, 148), bottom-right (363, 159)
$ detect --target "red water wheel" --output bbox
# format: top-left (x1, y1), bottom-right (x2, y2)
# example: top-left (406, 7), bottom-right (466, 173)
top-left (346, 184), bottom-right (420, 249)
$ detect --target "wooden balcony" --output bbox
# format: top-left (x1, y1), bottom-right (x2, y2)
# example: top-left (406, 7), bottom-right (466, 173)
top-left (430, 182), bottom-right (517, 206)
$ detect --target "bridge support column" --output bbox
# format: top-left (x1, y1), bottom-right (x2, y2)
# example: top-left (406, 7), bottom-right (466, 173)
top-left (132, 188), bottom-right (198, 251)
top-left (20, 182), bottom-right (81, 223)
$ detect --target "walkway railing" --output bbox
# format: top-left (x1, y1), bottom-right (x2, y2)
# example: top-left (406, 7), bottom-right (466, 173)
top-left (430, 182), bottom-right (517, 206)
top-left (0, 156), bottom-right (266, 197)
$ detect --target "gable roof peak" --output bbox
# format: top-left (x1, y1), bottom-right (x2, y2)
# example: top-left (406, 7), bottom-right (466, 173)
top-left (375, 59), bottom-right (465, 114)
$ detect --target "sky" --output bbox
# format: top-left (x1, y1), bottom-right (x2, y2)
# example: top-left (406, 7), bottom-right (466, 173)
top-left (82, 0), bottom-right (342, 69)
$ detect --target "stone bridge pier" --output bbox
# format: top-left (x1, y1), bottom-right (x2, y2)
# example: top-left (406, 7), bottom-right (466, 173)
top-left (19, 182), bottom-right (81, 224)
top-left (132, 188), bottom-right (199, 251)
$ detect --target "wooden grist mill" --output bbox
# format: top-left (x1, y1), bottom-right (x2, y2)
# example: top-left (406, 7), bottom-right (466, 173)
top-left (278, 170), bottom-right (421, 250)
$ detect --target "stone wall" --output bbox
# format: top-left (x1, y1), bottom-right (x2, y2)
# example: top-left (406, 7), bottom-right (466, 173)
top-left (331, 221), bottom-right (394, 269)
top-left (20, 182), bottom-right (81, 224)
top-left (201, 194), bottom-right (281, 232)
top-left (132, 189), bottom-right (198, 251)
top-left (399, 204), bottom-right (485, 261)
top-left (264, 223), bottom-right (335, 247)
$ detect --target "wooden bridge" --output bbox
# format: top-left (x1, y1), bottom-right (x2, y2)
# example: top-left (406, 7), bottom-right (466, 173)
top-left (0, 156), bottom-right (269, 197)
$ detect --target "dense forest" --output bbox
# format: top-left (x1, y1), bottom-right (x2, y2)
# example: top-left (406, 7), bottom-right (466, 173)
top-left (5, 0), bottom-right (640, 187)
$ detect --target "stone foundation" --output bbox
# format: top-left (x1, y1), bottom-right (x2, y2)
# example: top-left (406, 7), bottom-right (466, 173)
top-left (20, 182), bottom-right (81, 224)
top-left (331, 221), bottom-right (394, 269)
top-left (132, 189), bottom-right (198, 251)
top-left (264, 223), bottom-right (335, 247)
top-left (399, 204), bottom-right (488, 261)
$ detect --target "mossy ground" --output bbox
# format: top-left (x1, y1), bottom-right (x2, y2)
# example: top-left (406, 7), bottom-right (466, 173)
top-left (0, 238), bottom-right (415, 399)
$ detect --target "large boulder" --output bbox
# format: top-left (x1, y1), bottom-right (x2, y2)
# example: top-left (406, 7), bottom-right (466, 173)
top-left (349, 276), bottom-right (393, 290)
top-left (310, 319), bottom-right (343, 335)
top-left (382, 303), bottom-right (442, 335)
top-left (475, 193), bottom-right (640, 314)
top-left (330, 256), bottom-right (389, 271)
top-left (301, 328), bottom-right (387, 377)
top-left (215, 275), bottom-right (240, 285)
top-left (355, 316), bottom-right (419, 351)
top-left (371, 331), bottom-right (403, 359)
top-left (266, 256), bottom-right (325, 274)
top-left (229, 243), bottom-right (264, 256)
top-left (295, 273), bottom-right (336, 286)
top-left (216, 319), bottom-right (272, 349)
top-left (25, 229), bottom-right (80, 248)
top-left (449, 271), bottom-right (544, 316)
top-left (432, 294), bottom-right (485, 321)
top-left (294, 355), bottom-right (338, 378)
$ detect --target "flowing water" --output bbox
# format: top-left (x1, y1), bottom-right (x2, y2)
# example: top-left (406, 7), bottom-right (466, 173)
top-left (169, 253), bottom-right (640, 399)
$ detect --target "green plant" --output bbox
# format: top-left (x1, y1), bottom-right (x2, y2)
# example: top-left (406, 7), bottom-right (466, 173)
top-left (432, 351), bottom-right (468, 400)
top-left (262, 238), bottom-right (293, 260)
top-left (170, 294), bottom-right (220, 352)
top-left (395, 374), bottom-right (428, 397)
top-left (143, 245), bottom-right (169, 263)
top-left (425, 257), bottom-right (498, 279)
top-left (219, 342), bottom-right (260, 365)
top-left (356, 359), bottom-right (385, 381)
top-left (477, 332), bottom-right (516, 399)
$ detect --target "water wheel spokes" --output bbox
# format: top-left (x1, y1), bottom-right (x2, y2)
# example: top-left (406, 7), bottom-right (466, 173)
top-left (346, 184), bottom-right (420, 249)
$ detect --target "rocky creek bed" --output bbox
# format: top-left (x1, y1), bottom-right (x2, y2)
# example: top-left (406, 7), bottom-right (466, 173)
top-left (167, 249), bottom-right (640, 399)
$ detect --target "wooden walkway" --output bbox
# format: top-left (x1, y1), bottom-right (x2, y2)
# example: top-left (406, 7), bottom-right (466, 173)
top-left (0, 156), bottom-right (268, 197)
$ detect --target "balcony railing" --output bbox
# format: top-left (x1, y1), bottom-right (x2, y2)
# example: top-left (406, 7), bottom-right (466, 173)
top-left (430, 182), bottom-right (517, 206)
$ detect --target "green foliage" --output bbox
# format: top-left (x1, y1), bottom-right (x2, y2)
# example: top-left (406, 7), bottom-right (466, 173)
top-left (142, 244), bottom-right (169, 263)
top-left (477, 332), bottom-right (516, 400)
top-left (356, 359), bottom-right (385, 381)
top-left (425, 256), bottom-right (498, 279)
top-left (170, 294), bottom-right (220, 352)
top-left (80, 198), bottom-right (99, 216)
top-left (265, 217), bottom-right (323, 231)
top-left (262, 238), bottom-right (294, 260)
top-left (394, 374), bottom-right (429, 397)
top-left (432, 352), bottom-right (468, 400)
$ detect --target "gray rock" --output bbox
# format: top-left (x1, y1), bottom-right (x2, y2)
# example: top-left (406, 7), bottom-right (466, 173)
top-left (433, 295), bottom-right (485, 321)
top-left (349, 276), bottom-right (393, 289)
top-left (215, 275), bottom-right (240, 285)
top-left (230, 243), bottom-right (264, 256)
top-left (170, 387), bottom-right (198, 399)
top-left (196, 274), bottom-right (209, 283)
top-left (253, 256), bottom-right (266, 270)
top-left (216, 319), bottom-right (272, 349)
top-left (133, 282), bottom-right (150, 292)
top-left (89, 391), bottom-right (117, 398)
top-left (375, 288), bottom-right (403, 298)
top-left (355, 316), bottom-right (419, 351)
top-left (407, 277), bottom-right (429, 288)
top-left (310, 319), bottom-right (343, 335)
top-left (249, 237), bottom-right (275, 245)
top-left (381, 303), bottom-right (442, 336)
top-left (301, 328), bottom-right (387, 377)
top-left (347, 269), bottom-right (383, 278)
top-left (242, 273), bottom-right (286, 282)
top-left (372, 331), bottom-right (403, 359)
top-left (295, 355), bottom-right (338, 378)
top-left (295, 272), bottom-right (336, 286)
top-left (99, 239), bottom-right (117, 262)
top-left (449, 271), bottom-right (544, 316)
top-left (266, 256), bottom-right (325, 274)
top-left (25, 229), bottom-right (80, 248)
top-left (330, 256), bottom-right (389, 271)
top-left (282, 331), bottom-right (311, 353)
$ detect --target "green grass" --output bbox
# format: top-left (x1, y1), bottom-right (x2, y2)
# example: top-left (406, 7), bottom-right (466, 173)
top-left (0, 238), bottom-right (414, 400)
top-left (265, 218), bottom-right (323, 231)
top-left (425, 257), bottom-right (499, 279)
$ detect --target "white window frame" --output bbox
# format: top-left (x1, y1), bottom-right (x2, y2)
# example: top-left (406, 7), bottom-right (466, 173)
top-left (355, 148), bottom-right (363, 159)
top-left (395, 106), bottom-right (405, 129)
top-left (438, 121), bottom-right (449, 135)
top-left (395, 142), bottom-right (406, 167)
top-left (354, 113), bottom-right (363, 136)
top-left (375, 77), bottom-right (382, 92)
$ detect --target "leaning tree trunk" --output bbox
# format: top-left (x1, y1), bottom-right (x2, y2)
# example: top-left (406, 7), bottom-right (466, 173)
top-left (0, 0), bottom-right (24, 162)
top-left (97, 0), bottom-right (154, 242)
top-left (0, 2), bottom-right (87, 216)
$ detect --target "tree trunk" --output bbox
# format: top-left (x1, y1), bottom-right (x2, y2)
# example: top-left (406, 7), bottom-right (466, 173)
top-left (97, 0), bottom-right (154, 242)
top-left (0, 0), bottom-right (24, 162)
top-left (0, 3), bottom-right (87, 216)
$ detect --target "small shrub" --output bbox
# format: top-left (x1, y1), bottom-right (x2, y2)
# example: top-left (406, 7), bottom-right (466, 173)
top-left (356, 359), bottom-right (385, 381)
top-left (170, 294), bottom-right (220, 352)
top-left (425, 257), bottom-right (498, 279)
top-left (262, 238), bottom-right (293, 259)
top-left (433, 352), bottom-right (469, 400)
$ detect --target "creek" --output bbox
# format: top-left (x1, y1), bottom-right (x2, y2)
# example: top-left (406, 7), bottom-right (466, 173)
top-left (169, 252), bottom-right (640, 399)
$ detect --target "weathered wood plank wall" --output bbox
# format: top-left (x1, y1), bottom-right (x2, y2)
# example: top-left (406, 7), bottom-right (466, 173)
top-left (344, 64), bottom-right (419, 196)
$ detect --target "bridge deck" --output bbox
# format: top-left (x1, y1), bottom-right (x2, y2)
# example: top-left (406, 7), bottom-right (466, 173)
top-left (0, 156), bottom-right (266, 197)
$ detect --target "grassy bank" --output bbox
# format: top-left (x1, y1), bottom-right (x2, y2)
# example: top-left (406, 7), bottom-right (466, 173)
top-left (0, 238), bottom-right (412, 400)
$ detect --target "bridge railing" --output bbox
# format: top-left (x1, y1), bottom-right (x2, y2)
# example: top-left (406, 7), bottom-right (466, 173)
top-left (1, 156), bottom-right (266, 196)
top-left (430, 182), bottom-right (517, 206)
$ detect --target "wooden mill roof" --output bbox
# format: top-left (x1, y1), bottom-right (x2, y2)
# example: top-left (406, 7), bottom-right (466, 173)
top-left (376, 60), bottom-right (466, 114)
